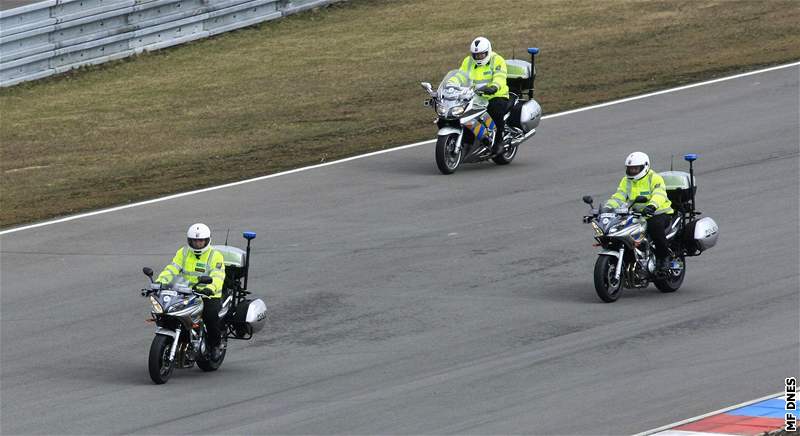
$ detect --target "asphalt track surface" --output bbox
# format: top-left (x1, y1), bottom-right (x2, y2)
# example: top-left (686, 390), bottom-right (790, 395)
top-left (1, 65), bottom-right (798, 435)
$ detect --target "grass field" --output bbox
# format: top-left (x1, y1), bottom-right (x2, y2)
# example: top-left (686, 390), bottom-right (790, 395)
top-left (1, 0), bottom-right (798, 228)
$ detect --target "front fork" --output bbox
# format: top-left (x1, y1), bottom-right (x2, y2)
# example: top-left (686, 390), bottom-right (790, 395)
top-left (155, 326), bottom-right (181, 362)
top-left (614, 247), bottom-right (625, 282)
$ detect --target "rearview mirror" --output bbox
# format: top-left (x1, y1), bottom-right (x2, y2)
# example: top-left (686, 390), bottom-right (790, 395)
top-left (420, 82), bottom-right (433, 94)
top-left (143, 267), bottom-right (154, 278)
top-left (582, 195), bottom-right (594, 205)
top-left (198, 276), bottom-right (213, 285)
top-left (634, 195), bottom-right (649, 204)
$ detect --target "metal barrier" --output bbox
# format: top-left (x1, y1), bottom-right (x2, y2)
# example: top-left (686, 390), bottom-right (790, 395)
top-left (0, 0), bottom-right (339, 86)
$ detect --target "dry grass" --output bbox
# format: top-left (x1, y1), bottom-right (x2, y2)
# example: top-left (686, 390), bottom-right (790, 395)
top-left (1, 0), bottom-right (798, 227)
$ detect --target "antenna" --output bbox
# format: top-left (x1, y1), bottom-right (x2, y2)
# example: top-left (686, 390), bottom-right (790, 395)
top-left (512, 47), bottom-right (516, 60)
top-left (224, 226), bottom-right (230, 246)
top-left (670, 154), bottom-right (674, 171)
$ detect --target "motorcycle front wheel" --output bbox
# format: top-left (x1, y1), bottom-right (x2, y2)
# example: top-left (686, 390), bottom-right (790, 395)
top-left (148, 335), bottom-right (175, 384)
top-left (435, 134), bottom-right (462, 174)
top-left (594, 255), bottom-right (623, 303)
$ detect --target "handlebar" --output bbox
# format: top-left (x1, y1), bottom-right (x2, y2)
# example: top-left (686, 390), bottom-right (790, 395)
top-left (583, 208), bottom-right (650, 223)
top-left (140, 282), bottom-right (213, 297)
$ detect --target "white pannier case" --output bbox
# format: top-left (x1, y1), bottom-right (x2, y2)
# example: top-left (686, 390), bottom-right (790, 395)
top-left (692, 217), bottom-right (719, 251)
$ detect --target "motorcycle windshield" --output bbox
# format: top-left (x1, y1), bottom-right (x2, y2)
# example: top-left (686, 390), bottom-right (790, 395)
top-left (437, 70), bottom-right (472, 100)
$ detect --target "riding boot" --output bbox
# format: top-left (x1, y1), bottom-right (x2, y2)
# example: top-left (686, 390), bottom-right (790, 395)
top-left (492, 134), bottom-right (505, 155)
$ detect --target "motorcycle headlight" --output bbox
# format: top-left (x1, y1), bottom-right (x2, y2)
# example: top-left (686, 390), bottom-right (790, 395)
top-left (450, 106), bottom-right (465, 116)
top-left (150, 296), bottom-right (163, 314)
top-left (436, 104), bottom-right (447, 116)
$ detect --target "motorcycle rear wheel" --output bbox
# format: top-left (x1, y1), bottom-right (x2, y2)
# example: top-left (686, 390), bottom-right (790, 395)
top-left (148, 335), bottom-right (175, 384)
top-left (594, 255), bottom-right (623, 303)
top-left (654, 255), bottom-right (686, 292)
top-left (492, 143), bottom-right (518, 165)
top-left (197, 335), bottom-right (227, 372)
top-left (435, 134), bottom-right (462, 174)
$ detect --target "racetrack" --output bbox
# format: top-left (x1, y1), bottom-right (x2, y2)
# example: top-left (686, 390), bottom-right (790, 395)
top-left (1, 65), bottom-right (797, 434)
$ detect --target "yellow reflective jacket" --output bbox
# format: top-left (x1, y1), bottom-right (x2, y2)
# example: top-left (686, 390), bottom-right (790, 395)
top-left (459, 53), bottom-right (509, 99)
top-left (157, 246), bottom-right (226, 298)
top-left (605, 170), bottom-right (674, 215)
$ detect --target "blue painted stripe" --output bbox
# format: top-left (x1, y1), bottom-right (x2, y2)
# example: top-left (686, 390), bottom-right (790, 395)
top-left (727, 398), bottom-right (789, 418)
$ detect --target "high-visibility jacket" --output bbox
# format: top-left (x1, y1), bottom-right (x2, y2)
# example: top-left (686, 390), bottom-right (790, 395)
top-left (157, 246), bottom-right (226, 298)
top-left (459, 53), bottom-right (509, 99)
top-left (605, 169), bottom-right (674, 215)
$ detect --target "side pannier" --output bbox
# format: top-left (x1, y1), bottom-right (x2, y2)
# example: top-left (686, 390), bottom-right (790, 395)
top-left (230, 298), bottom-right (267, 339)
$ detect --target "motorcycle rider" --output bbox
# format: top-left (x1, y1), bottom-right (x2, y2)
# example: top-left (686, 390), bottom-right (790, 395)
top-left (605, 152), bottom-right (674, 271)
top-left (156, 223), bottom-right (226, 359)
top-left (458, 36), bottom-right (509, 156)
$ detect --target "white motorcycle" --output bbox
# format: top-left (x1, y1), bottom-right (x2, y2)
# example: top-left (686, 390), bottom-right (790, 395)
top-left (421, 47), bottom-right (542, 174)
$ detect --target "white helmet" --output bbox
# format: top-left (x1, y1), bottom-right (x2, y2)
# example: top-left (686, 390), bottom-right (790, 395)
top-left (186, 223), bottom-right (211, 256)
top-left (470, 37), bottom-right (492, 66)
top-left (625, 152), bottom-right (650, 180)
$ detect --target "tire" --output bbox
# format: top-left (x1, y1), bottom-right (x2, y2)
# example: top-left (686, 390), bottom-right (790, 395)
top-left (654, 255), bottom-right (686, 293)
top-left (196, 334), bottom-right (227, 372)
top-left (148, 335), bottom-right (175, 384)
top-left (492, 142), bottom-right (518, 165)
top-left (435, 134), bottom-right (462, 174)
top-left (594, 255), bottom-right (623, 303)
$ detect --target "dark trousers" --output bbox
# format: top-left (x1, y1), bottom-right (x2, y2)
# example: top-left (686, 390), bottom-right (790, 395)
top-left (487, 97), bottom-right (510, 149)
top-left (647, 213), bottom-right (671, 260)
top-left (203, 297), bottom-right (222, 349)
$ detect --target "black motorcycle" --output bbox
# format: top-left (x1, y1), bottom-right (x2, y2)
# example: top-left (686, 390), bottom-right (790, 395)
top-left (140, 231), bottom-right (267, 384)
top-left (582, 155), bottom-right (719, 302)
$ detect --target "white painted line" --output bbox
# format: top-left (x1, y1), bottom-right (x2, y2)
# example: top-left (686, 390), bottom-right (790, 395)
top-left (546, 61), bottom-right (800, 120)
top-left (633, 392), bottom-right (784, 436)
top-left (2, 61), bottom-right (798, 236)
top-left (0, 139), bottom-right (433, 236)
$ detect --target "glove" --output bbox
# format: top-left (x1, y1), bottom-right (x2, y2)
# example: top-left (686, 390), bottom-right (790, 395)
top-left (643, 205), bottom-right (657, 216)
top-left (478, 85), bottom-right (498, 95)
top-left (196, 287), bottom-right (213, 297)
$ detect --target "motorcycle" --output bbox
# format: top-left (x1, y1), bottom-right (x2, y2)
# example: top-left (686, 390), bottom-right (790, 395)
top-left (140, 231), bottom-right (267, 384)
top-left (581, 154), bottom-right (719, 302)
top-left (420, 47), bottom-right (542, 174)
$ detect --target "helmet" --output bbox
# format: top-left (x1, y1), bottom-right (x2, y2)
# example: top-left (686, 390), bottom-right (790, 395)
top-left (186, 223), bottom-right (211, 256)
top-left (625, 152), bottom-right (650, 180)
top-left (470, 37), bottom-right (492, 66)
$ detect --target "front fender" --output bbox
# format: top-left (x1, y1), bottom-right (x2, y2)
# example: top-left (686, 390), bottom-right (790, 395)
top-left (437, 127), bottom-right (461, 136)
top-left (154, 326), bottom-right (178, 339)
top-left (598, 250), bottom-right (620, 259)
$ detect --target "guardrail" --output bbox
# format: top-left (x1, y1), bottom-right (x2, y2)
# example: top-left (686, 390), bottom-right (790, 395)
top-left (0, 0), bottom-right (339, 87)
